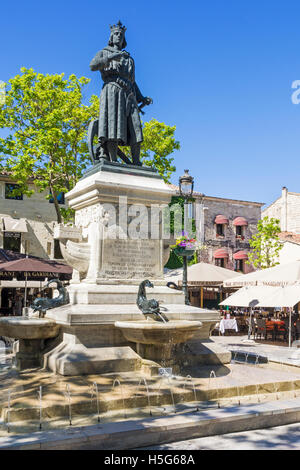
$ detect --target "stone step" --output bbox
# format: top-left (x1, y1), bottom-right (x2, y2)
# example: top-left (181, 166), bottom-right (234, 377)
top-left (43, 343), bottom-right (143, 376)
top-left (1, 398), bottom-right (300, 450)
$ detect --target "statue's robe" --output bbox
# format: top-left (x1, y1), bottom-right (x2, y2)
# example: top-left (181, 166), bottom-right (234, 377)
top-left (90, 46), bottom-right (143, 146)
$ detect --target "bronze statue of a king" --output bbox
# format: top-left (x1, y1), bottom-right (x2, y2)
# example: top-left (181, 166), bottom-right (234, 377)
top-left (88, 21), bottom-right (152, 166)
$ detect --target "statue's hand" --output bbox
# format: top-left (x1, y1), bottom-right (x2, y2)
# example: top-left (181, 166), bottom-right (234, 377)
top-left (143, 97), bottom-right (153, 106)
top-left (108, 51), bottom-right (127, 62)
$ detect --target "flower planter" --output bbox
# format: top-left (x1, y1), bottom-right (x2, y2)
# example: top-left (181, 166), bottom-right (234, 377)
top-left (174, 246), bottom-right (195, 257)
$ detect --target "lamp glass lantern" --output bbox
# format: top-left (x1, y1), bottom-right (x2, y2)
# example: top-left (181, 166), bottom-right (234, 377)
top-left (179, 169), bottom-right (194, 199)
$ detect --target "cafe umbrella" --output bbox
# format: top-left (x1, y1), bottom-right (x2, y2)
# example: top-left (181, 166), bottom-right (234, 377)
top-left (0, 255), bottom-right (72, 311)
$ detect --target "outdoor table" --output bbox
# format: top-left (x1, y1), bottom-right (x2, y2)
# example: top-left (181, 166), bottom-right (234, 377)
top-left (266, 320), bottom-right (285, 327)
top-left (219, 318), bottom-right (238, 335)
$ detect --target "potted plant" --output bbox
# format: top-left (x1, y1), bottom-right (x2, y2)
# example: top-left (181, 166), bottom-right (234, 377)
top-left (172, 233), bottom-right (196, 257)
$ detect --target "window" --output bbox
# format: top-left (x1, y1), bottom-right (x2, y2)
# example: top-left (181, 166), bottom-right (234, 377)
top-left (5, 184), bottom-right (23, 200)
top-left (54, 239), bottom-right (63, 259)
top-left (3, 232), bottom-right (21, 252)
top-left (49, 192), bottom-right (65, 205)
top-left (235, 259), bottom-right (244, 272)
top-left (236, 226), bottom-right (243, 237)
top-left (216, 224), bottom-right (224, 236)
top-left (47, 242), bottom-right (52, 256)
top-left (215, 258), bottom-right (226, 268)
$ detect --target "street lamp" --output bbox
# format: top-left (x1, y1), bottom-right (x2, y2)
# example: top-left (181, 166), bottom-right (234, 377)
top-left (178, 169), bottom-right (194, 305)
top-left (179, 169), bottom-right (194, 199)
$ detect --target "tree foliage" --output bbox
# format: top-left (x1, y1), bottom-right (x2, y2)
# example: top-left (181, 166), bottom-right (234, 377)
top-left (247, 216), bottom-right (283, 269)
top-left (141, 119), bottom-right (179, 182)
top-left (0, 67), bottom-right (99, 223)
top-left (0, 68), bottom-right (179, 222)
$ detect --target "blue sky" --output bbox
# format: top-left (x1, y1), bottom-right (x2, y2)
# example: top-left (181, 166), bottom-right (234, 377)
top-left (1, 0), bottom-right (300, 208)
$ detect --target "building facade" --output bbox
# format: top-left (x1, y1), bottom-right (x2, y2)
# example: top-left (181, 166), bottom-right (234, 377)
top-left (262, 186), bottom-right (300, 233)
top-left (0, 173), bottom-right (68, 315)
top-left (168, 186), bottom-right (263, 274)
top-left (0, 173), bottom-right (66, 260)
top-left (197, 193), bottom-right (263, 273)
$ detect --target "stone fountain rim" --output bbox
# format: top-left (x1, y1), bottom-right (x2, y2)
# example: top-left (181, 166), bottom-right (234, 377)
top-left (0, 316), bottom-right (58, 326)
top-left (114, 320), bottom-right (202, 330)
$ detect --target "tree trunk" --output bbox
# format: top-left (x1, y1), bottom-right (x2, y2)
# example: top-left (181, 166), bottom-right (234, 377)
top-left (49, 184), bottom-right (62, 224)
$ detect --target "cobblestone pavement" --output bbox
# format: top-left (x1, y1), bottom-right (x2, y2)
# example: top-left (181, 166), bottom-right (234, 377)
top-left (213, 335), bottom-right (300, 367)
top-left (141, 423), bottom-right (300, 450)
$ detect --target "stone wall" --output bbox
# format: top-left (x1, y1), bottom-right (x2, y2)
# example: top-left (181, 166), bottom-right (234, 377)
top-left (0, 178), bottom-right (66, 259)
top-left (194, 194), bottom-right (263, 273)
top-left (262, 187), bottom-right (300, 233)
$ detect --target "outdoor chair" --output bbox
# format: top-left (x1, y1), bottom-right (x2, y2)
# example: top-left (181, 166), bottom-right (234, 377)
top-left (296, 321), bottom-right (300, 340)
top-left (275, 321), bottom-right (287, 342)
top-left (265, 320), bottom-right (276, 341)
top-left (237, 317), bottom-right (248, 333)
top-left (283, 318), bottom-right (297, 343)
top-left (255, 318), bottom-right (266, 340)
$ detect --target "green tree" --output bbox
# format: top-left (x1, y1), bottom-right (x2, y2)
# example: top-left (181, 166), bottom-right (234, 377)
top-left (0, 68), bottom-right (99, 223)
top-left (247, 216), bottom-right (283, 269)
top-left (0, 68), bottom-right (179, 223)
top-left (164, 196), bottom-right (198, 268)
top-left (141, 119), bottom-right (179, 182)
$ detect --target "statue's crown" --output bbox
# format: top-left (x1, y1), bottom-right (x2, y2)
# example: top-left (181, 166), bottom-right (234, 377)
top-left (110, 20), bottom-right (126, 33)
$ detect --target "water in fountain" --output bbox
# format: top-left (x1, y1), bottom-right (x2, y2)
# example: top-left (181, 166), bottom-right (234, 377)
top-left (134, 378), bottom-right (152, 416)
top-left (209, 371), bottom-right (220, 408)
top-left (273, 382), bottom-right (279, 400)
top-left (182, 375), bottom-right (199, 411)
top-left (166, 377), bottom-right (176, 413)
top-left (37, 386), bottom-right (43, 430)
top-left (112, 378), bottom-right (127, 419)
top-left (255, 383), bottom-right (260, 403)
top-left (155, 376), bottom-right (176, 413)
top-left (63, 384), bottom-right (72, 426)
top-left (90, 382), bottom-right (101, 423)
top-left (236, 383), bottom-right (241, 406)
top-left (156, 312), bottom-right (167, 324)
top-left (6, 389), bottom-right (11, 433)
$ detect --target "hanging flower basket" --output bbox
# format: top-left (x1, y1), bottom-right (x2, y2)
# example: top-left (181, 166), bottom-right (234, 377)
top-left (172, 233), bottom-right (196, 257)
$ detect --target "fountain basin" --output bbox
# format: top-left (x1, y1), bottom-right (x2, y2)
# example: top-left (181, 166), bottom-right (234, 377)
top-left (115, 320), bottom-right (202, 365)
top-left (0, 316), bottom-right (60, 370)
top-left (115, 320), bottom-right (202, 345)
top-left (0, 316), bottom-right (60, 340)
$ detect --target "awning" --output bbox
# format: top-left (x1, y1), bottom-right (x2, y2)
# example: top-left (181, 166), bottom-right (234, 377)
top-left (164, 262), bottom-right (243, 286)
top-left (214, 215), bottom-right (229, 225)
top-left (223, 259), bottom-right (300, 288)
top-left (2, 217), bottom-right (28, 233)
top-left (220, 285), bottom-right (300, 308)
top-left (0, 256), bottom-right (72, 281)
top-left (233, 217), bottom-right (248, 226)
top-left (213, 248), bottom-right (229, 259)
top-left (233, 251), bottom-right (248, 260)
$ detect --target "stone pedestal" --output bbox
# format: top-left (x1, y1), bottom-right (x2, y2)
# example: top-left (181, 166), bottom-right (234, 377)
top-left (16, 339), bottom-right (44, 370)
top-left (45, 162), bottom-right (228, 375)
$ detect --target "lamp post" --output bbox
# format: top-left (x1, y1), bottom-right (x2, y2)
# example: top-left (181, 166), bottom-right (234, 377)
top-left (179, 169), bottom-right (194, 305)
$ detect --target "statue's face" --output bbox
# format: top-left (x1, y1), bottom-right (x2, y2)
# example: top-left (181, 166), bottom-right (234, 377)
top-left (112, 30), bottom-right (124, 48)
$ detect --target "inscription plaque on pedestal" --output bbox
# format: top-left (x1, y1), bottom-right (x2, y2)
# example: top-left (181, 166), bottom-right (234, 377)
top-left (101, 239), bottom-right (162, 279)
